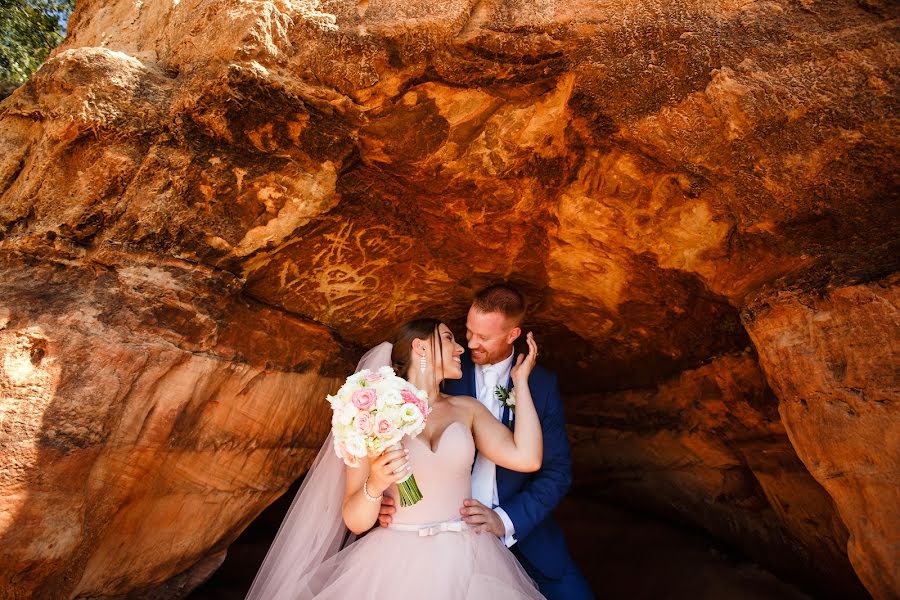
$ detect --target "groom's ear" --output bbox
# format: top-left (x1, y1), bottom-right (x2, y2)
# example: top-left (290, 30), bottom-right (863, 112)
top-left (506, 326), bottom-right (521, 345)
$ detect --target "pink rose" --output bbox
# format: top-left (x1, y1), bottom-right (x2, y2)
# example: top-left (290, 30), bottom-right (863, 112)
top-left (417, 399), bottom-right (428, 417)
top-left (401, 389), bottom-right (428, 419)
top-left (366, 372), bottom-right (385, 383)
top-left (376, 415), bottom-right (395, 436)
top-left (400, 389), bottom-right (428, 417)
top-left (351, 388), bottom-right (377, 411)
top-left (355, 412), bottom-right (373, 435)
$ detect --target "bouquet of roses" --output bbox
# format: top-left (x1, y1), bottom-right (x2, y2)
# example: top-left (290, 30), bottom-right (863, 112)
top-left (327, 365), bottom-right (430, 506)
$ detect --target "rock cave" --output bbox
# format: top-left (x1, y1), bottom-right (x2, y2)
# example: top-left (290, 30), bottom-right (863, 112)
top-left (0, 1), bottom-right (897, 599)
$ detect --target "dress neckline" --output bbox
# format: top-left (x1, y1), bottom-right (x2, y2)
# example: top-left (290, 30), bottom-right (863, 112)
top-left (411, 421), bottom-right (468, 454)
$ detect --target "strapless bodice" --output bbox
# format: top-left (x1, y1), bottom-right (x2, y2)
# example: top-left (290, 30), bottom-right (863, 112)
top-left (293, 420), bottom-right (545, 599)
top-left (387, 421), bottom-right (475, 526)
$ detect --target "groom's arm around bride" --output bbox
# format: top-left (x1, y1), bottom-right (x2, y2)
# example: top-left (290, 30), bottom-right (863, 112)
top-left (450, 344), bottom-right (592, 600)
top-left (462, 360), bottom-right (572, 543)
top-left (379, 284), bottom-right (593, 600)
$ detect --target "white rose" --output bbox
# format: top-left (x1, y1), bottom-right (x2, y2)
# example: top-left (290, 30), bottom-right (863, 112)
top-left (375, 388), bottom-right (400, 409)
top-left (401, 412), bottom-right (424, 435)
top-left (344, 434), bottom-right (367, 458)
top-left (371, 436), bottom-right (391, 455)
top-left (378, 430), bottom-right (404, 451)
top-left (374, 406), bottom-right (401, 433)
top-left (336, 403), bottom-right (357, 426)
top-left (334, 422), bottom-right (355, 440)
top-left (343, 372), bottom-right (366, 391)
top-left (400, 403), bottom-right (419, 423)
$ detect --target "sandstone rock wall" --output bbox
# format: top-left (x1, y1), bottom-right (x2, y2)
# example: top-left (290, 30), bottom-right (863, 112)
top-left (744, 275), bottom-right (900, 600)
top-left (568, 352), bottom-right (869, 599)
top-left (0, 249), bottom-right (350, 598)
top-left (0, 0), bottom-right (897, 597)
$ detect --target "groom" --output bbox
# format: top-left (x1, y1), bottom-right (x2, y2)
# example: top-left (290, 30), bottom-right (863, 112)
top-left (379, 284), bottom-right (593, 600)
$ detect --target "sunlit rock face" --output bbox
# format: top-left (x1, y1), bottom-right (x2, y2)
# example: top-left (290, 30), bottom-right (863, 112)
top-left (744, 276), bottom-right (900, 600)
top-left (0, 0), bottom-right (896, 598)
top-left (0, 249), bottom-right (350, 598)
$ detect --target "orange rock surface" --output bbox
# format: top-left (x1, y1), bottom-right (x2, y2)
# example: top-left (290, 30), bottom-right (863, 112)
top-left (0, 249), bottom-right (350, 598)
top-left (744, 276), bottom-right (900, 600)
top-left (0, 0), bottom-right (896, 598)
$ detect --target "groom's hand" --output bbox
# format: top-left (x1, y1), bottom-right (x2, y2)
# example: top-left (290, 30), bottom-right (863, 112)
top-left (377, 495), bottom-right (396, 528)
top-left (460, 499), bottom-right (505, 537)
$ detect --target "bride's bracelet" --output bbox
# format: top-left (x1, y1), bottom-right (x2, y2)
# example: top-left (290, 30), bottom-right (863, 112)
top-left (363, 477), bottom-right (383, 503)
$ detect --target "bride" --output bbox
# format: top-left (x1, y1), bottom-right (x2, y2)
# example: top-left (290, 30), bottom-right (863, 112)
top-left (246, 318), bottom-right (546, 599)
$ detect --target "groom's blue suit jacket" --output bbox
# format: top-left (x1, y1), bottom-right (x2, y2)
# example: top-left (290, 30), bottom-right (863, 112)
top-left (443, 350), bottom-right (575, 579)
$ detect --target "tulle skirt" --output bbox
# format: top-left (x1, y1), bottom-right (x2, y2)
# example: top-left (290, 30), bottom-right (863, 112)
top-left (296, 524), bottom-right (545, 599)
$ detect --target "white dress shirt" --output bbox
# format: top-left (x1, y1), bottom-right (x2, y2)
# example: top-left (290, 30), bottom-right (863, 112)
top-left (471, 350), bottom-right (517, 547)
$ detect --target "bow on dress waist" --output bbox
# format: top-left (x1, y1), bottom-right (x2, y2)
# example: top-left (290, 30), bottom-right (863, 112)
top-left (389, 519), bottom-right (468, 537)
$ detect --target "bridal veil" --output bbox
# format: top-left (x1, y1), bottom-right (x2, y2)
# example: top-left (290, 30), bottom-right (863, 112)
top-left (244, 342), bottom-right (394, 600)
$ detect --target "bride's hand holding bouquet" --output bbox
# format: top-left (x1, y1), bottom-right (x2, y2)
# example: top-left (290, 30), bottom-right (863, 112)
top-left (327, 365), bottom-right (430, 506)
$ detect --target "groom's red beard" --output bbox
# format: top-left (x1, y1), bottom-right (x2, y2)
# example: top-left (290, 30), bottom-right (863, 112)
top-left (470, 349), bottom-right (488, 364)
top-left (470, 346), bottom-right (512, 366)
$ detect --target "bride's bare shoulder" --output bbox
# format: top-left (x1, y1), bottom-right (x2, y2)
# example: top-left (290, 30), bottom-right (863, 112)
top-left (445, 394), bottom-right (481, 411)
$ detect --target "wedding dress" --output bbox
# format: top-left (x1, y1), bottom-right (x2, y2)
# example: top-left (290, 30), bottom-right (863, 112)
top-left (295, 423), bottom-right (543, 599)
top-left (246, 343), bottom-right (544, 599)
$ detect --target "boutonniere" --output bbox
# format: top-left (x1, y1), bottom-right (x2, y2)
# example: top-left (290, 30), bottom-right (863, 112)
top-left (494, 385), bottom-right (516, 413)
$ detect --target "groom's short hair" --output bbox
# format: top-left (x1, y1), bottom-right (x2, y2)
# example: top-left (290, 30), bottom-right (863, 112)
top-left (472, 284), bottom-right (526, 325)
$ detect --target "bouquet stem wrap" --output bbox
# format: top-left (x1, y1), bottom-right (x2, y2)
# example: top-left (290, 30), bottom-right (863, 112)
top-left (391, 443), bottom-right (423, 507)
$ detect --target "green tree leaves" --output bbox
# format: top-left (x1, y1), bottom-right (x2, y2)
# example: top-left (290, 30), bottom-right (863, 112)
top-left (1, 0), bottom-right (74, 97)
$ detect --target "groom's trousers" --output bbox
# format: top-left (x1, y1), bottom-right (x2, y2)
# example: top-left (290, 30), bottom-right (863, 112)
top-left (511, 546), bottom-right (594, 600)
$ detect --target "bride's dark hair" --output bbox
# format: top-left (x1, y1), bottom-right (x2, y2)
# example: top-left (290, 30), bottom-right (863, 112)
top-left (392, 318), bottom-right (445, 384)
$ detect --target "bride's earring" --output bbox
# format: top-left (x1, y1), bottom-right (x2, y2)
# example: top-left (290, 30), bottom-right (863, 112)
top-left (419, 353), bottom-right (427, 373)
